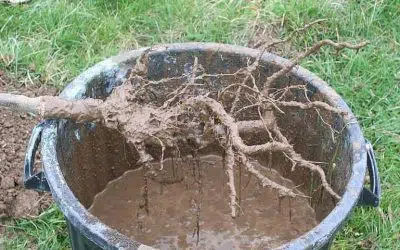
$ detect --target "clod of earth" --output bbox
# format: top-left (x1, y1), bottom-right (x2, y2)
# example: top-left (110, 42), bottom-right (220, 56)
top-left (0, 39), bottom-right (367, 243)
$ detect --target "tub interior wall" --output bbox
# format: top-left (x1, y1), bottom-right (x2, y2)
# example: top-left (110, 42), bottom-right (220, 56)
top-left (56, 48), bottom-right (352, 221)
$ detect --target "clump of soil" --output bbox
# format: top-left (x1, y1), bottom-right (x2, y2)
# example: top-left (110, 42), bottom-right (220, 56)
top-left (90, 155), bottom-right (317, 249)
top-left (0, 72), bottom-right (56, 219)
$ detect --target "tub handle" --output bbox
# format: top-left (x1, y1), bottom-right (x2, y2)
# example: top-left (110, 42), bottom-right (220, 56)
top-left (358, 140), bottom-right (381, 207)
top-left (24, 122), bottom-right (50, 192)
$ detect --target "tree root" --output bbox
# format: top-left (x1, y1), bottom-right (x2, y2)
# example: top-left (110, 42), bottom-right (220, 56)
top-left (263, 39), bottom-right (369, 89)
top-left (185, 96), bottom-right (341, 201)
top-left (225, 142), bottom-right (238, 218)
top-left (238, 152), bottom-right (297, 198)
top-left (253, 18), bottom-right (328, 49)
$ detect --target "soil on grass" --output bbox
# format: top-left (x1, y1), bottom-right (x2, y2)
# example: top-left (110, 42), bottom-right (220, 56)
top-left (0, 71), bottom-right (57, 223)
top-left (90, 155), bottom-right (318, 249)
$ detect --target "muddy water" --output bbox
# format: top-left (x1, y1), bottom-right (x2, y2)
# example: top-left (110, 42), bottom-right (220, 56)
top-left (89, 155), bottom-right (317, 249)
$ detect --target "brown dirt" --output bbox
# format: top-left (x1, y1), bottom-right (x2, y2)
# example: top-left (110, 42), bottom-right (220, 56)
top-left (0, 71), bottom-right (57, 221)
top-left (89, 155), bottom-right (317, 249)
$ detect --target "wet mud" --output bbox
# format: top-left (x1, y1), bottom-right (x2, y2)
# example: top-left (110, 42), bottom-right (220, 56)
top-left (90, 155), bottom-right (317, 249)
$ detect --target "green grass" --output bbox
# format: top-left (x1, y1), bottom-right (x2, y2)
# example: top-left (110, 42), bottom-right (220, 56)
top-left (1, 0), bottom-right (399, 249)
top-left (0, 205), bottom-right (69, 249)
top-left (0, 0), bottom-right (269, 87)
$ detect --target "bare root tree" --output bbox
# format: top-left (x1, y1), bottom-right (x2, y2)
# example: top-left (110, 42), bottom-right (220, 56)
top-left (0, 39), bottom-right (368, 222)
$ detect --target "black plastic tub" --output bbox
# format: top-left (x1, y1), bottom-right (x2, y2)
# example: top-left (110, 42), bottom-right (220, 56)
top-left (23, 43), bottom-right (380, 250)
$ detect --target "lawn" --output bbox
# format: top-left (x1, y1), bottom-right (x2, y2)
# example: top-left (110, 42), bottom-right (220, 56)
top-left (0, 0), bottom-right (399, 249)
